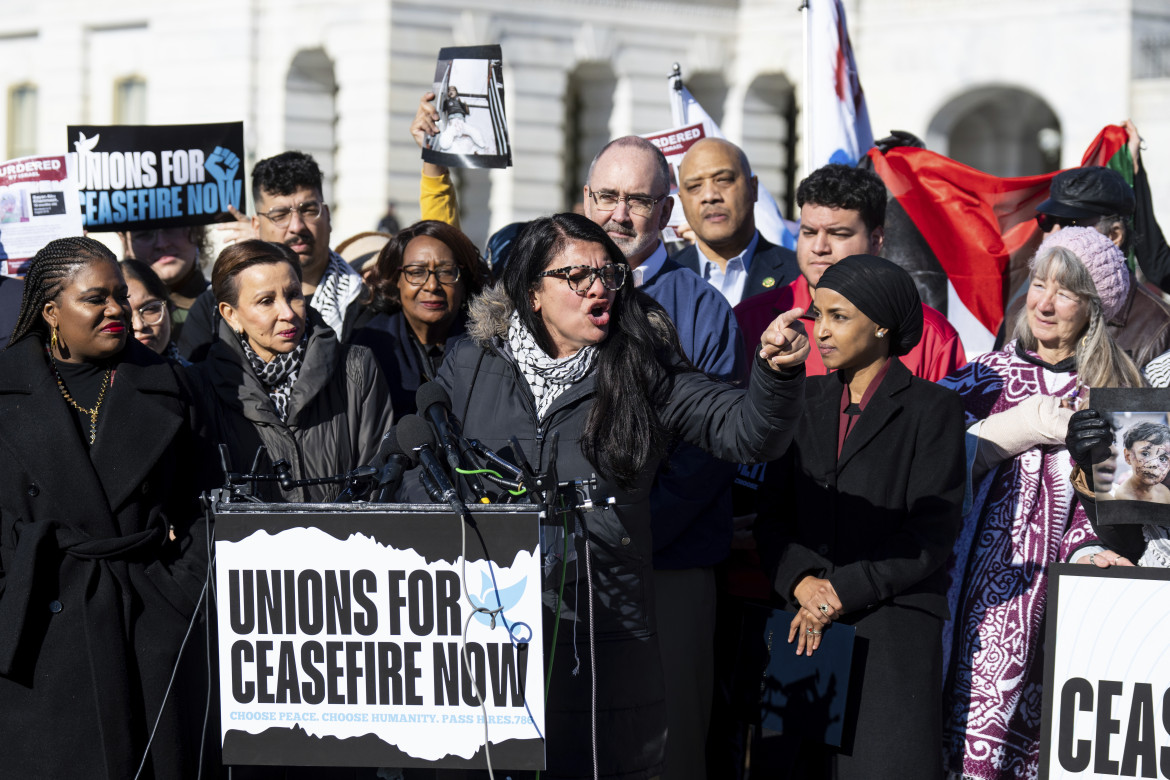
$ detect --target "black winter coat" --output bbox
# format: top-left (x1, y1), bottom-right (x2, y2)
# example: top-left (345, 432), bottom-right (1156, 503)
top-left (0, 336), bottom-right (212, 778)
top-left (754, 360), bottom-right (965, 777)
top-left (419, 288), bottom-right (805, 780)
top-left (350, 309), bottom-right (467, 417)
top-left (189, 313), bottom-right (393, 502)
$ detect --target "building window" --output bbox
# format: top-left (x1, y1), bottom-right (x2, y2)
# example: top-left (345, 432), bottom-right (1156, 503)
top-left (114, 76), bottom-right (146, 125)
top-left (8, 83), bottom-right (37, 159)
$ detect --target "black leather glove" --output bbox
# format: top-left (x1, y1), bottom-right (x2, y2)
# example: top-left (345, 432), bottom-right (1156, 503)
top-left (1065, 408), bottom-right (1115, 469)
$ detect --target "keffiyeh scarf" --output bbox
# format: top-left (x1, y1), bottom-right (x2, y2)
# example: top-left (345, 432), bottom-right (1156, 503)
top-left (240, 332), bottom-right (307, 422)
top-left (311, 251), bottom-right (363, 336)
top-left (506, 310), bottom-right (597, 419)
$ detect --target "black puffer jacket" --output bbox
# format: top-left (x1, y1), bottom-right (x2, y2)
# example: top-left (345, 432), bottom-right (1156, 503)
top-left (189, 312), bottom-right (393, 501)
top-left (418, 286), bottom-right (804, 780)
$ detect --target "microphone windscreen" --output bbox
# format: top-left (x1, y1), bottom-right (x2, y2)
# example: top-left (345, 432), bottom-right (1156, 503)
top-left (415, 382), bottom-right (452, 416)
top-left (396, 414), bottom-right (438, 457)
top-left (377, 425), bottom-right (414, 464)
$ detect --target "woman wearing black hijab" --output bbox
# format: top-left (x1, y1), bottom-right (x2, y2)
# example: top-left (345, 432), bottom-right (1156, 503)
top-left (754, 255), bottom-right (965, 779)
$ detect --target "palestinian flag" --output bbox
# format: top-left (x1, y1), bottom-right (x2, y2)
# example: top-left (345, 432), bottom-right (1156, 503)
top-left (869, 125), bottom-right (1131, 352)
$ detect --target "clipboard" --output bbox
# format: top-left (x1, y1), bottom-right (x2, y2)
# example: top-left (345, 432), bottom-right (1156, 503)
top-left (759, 608), bottom-right (856, 748)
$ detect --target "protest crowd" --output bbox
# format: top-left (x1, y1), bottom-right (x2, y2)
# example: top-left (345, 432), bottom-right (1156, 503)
top-left (4, 54), bottom-right (1170, 780)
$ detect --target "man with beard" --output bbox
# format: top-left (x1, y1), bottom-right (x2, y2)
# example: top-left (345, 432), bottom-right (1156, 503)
top-left (583, 135), bottom-right (744, 780)
top-left (178, 151), bottom-right (364, 361)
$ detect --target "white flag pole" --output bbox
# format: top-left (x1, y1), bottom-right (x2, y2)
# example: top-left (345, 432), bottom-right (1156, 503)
top-left (801, 0), bottom-right (811, 179)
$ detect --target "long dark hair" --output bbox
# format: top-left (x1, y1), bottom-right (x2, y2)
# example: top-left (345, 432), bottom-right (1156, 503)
top-left (503, 213), bottom-right (683, 488)
top-left (8, 236), bottom-right (118, 348)
top-left (370, 220), bottom-right (488, 314)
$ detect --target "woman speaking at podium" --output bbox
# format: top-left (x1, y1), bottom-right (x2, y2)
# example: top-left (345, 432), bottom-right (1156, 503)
top-left (413, 213), bottom-right (808, 780)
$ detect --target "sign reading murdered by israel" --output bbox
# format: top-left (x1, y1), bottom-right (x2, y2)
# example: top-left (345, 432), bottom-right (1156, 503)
top-left (65, 122), bottom-right (244, 232)
top-left (214, 506), bottom-right (545, 770)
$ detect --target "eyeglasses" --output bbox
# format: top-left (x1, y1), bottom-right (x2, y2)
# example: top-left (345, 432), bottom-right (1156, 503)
top-left (259, 201), bottom-right (325, 228)
top-left (1035, 213), bottom-right (1098, 232)
top-left (539, 263), bottom-right (629, 292)
top-left (401, 265), bottom-right (461, 286)
top-left (132, 300), bottom-right (168, 326)
top-left (587, 189), bottom-right (668, 218)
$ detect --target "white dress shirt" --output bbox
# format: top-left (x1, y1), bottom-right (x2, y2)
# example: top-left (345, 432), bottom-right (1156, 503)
top-left (696, 232), bottom-right (760, 307)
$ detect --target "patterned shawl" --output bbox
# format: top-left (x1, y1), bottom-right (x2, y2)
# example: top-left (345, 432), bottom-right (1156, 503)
top-left (938, 342), bottom-right (1097, 780)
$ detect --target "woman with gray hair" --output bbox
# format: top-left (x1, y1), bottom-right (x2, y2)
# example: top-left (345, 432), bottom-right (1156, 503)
top-left (940, 226), bottom-right (1143, 779)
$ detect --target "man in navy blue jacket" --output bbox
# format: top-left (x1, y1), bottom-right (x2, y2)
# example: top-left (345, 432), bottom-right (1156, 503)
top-left (584, 135), bottom-right (743, 780)
top-left (672, 138), bottom-right (799, 307)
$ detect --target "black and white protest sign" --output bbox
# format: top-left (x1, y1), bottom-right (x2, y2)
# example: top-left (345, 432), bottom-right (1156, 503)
top-left (423, 45), bottom-right (512, 169)
top-left (1040, 564), bottom-right (1170, 778)
top-left (65, 122), bottom-right (245, 232)
top-left (214, 505), bottom-right (545, 770)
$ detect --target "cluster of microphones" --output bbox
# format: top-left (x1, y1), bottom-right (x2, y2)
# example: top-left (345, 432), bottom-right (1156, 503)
top-left (219, 382), bottom-right (572, 516)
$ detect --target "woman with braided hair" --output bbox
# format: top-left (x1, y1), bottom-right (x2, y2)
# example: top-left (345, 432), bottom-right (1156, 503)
top-left (0, 237), bottom-right (212, 777)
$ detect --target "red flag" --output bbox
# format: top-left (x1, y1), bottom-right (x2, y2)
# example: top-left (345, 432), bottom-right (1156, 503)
top-left (868, 126), bottom-right (1128, 338)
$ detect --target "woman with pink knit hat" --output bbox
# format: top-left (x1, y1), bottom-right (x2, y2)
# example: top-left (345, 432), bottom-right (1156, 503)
top-left (939, 226), bottom-right (1144, 780)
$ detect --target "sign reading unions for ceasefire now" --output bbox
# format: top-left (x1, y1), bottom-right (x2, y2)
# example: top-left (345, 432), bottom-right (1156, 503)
top-left (1041, 565), bottom-right (1170, 779)
top-left (65, 122), bottom-right (244, 232)
top-left (214, 507), bottom-right (545, 770)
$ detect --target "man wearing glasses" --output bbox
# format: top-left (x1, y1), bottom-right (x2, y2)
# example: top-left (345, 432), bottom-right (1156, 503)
top-left (179, 151), bottom-right (365, 361)
top-left (583, 135), bottom-right (743, 780)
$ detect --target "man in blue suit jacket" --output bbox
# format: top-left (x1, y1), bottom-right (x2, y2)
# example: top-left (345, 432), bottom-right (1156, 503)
top-left (673, 138), bottom-right (799, 306)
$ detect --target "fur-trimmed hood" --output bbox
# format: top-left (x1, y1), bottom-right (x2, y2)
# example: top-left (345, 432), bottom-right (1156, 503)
top-left (466, 282), bottom-right (513, 347)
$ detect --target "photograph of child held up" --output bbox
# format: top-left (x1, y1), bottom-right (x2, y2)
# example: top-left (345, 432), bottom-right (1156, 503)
top-left (422, 44), bottom-right (512, 170)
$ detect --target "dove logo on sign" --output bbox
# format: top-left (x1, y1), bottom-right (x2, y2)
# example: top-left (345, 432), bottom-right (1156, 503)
top-left (467, 569), bottom-right (528, 633)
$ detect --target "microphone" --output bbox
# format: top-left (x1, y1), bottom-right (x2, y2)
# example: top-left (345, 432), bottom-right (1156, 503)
top-left (416, 382), bottom-right (489, 503)
top-left (467, 439), bottom-right (525, 480)
top-left (373, 427), bottom-right (415, 502)
top-left (335, 465), bottom-right (378, 503)
top-left (396, 414), bottom-right (472, 524)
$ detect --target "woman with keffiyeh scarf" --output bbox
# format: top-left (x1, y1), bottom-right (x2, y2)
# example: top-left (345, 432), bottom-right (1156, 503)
top-left (189, 240), bottom-right (392, 502)
top-left (396, 213), bottom-right (810, 780)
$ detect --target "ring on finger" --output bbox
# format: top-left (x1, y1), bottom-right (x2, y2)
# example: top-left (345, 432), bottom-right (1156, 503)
top-left (1090, 553), bottom-right (1097, 565)
top-left (806, 628), bottom-right (822, 635)
top-left (819, 603), bottom-right (830, 615)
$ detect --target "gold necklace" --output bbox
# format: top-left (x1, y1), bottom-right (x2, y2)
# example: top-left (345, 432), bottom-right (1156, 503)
top-left (47, 343), bottom-right (111, 445)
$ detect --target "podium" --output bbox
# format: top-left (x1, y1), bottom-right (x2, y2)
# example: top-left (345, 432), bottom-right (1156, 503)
top-left (213, 500), bottom-right (546, 770)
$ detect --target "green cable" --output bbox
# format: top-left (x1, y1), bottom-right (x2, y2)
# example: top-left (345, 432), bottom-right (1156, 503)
top-left (454, 466), bottom-right (527, 496)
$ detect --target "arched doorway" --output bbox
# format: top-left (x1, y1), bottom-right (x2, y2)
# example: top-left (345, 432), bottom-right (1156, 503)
top-left (742, 73), bottom-right (797, 215)
top-left (284, 49), bottom-right (337, 204)
top-left (927, 86), bottom-right (1061, 177)
top-left (685, 72), bottom-right (727, 127)
top-left (563, 62), bottom-right (617, 210)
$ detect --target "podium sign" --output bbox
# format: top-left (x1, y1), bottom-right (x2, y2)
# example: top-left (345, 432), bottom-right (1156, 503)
top-left (1041, 564), bottom-right (1170, 778)
top-left (214, 503), bottom-right (545, 770)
